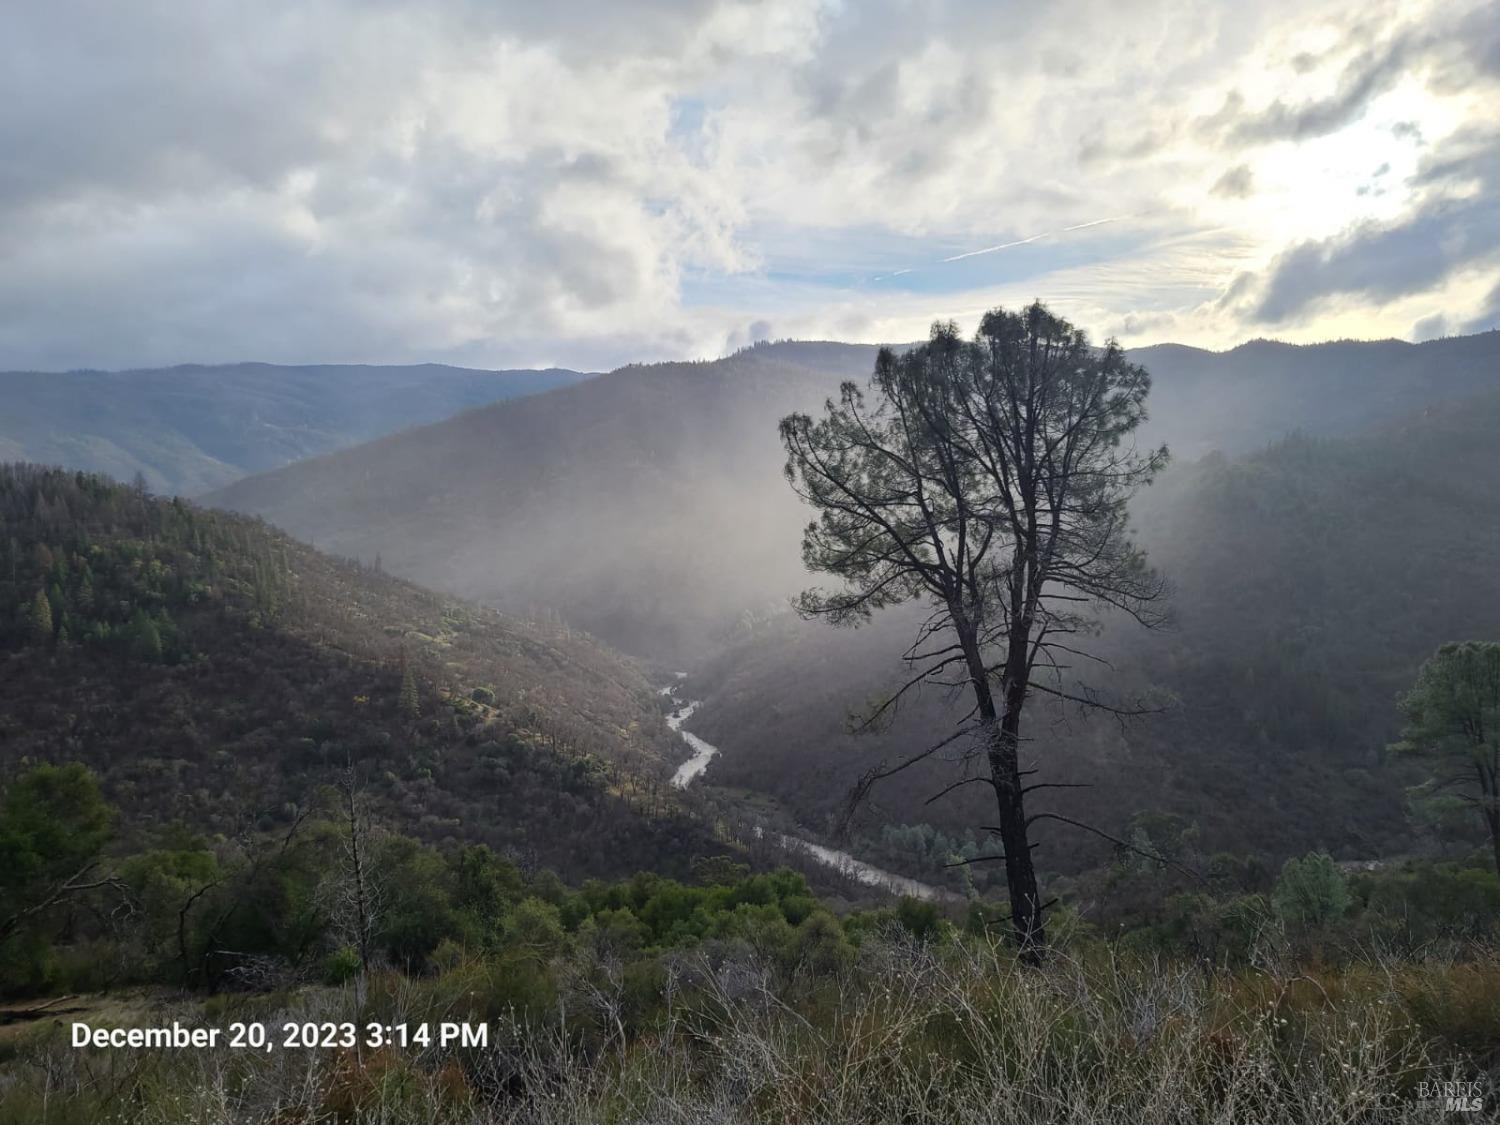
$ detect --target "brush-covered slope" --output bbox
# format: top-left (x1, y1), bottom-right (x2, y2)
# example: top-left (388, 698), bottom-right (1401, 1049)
top-left (688, 386), bottom-right (1500, 885)
top-left (208, 333), bottom-right (1500, 664)
top-left (0, 362), bottom-right (592, 496)
top-left (0, 464), bottom-right (714, 879)
top-left (210, 343), bottom-right (881, 661)
top-left (1130, 330), bottom-right (1500, 459)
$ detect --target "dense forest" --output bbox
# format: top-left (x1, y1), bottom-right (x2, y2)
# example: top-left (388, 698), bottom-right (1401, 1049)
top-left (0, 465), bottom-right (716, 880)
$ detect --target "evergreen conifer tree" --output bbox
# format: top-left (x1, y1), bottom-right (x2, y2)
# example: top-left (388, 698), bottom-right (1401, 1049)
top-left (26, 588), bottom-right (53, 644)
top-left (398, 649), bottom-right (420, 718)
top-left (130, 608), bottom-right (163, 663)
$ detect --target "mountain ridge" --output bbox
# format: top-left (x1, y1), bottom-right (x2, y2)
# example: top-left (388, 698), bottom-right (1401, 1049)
top-left (0, 361), bottom-right (595, 497)
top-left (208, 328), bottom-right (1500, 662)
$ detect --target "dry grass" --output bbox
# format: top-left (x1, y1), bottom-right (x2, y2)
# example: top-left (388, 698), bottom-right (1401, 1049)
top-left (0, 935), bottom-right (1494, 1123)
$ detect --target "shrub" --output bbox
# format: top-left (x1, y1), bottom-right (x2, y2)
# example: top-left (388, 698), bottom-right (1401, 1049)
top-left (1273, 851), bottom-right (1350, 931)
top-left (323, 946), bottom-right (362, 985)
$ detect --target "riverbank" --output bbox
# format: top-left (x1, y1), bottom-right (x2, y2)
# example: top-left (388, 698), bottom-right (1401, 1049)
top-left (661, 682), bottom-right (958, 902)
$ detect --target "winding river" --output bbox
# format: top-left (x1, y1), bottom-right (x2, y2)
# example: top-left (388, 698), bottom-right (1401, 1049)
top-left (662, 684), bottom-right (953, 902)
top-left (667, 700), bottom-right (718, 787)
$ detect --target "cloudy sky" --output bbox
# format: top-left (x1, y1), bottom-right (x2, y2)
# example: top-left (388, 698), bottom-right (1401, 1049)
top-left (4, 0), bottom-right (1497, 371)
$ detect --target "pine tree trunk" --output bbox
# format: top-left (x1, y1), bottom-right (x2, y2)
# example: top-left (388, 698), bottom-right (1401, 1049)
top-left (991, 706), bottom-right (1045, 962)
top-left (1487, 805), bottom-right (1500, 878)
top-left (958, 620), bottom-right (1045, 962)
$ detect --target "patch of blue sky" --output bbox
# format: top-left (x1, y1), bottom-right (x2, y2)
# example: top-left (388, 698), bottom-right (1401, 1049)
top-left (679, 267), bottom-right (788, 309)
top-left (868, 227), bottom-right (1149, 294)
top-left (667, 96), bottom-right (713, 162)
top-left (682, 219), bottom-right (1156, 303)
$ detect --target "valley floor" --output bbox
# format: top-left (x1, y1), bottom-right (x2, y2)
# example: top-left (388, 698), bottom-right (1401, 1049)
top-left (664, 681), bottom-right (953, 901)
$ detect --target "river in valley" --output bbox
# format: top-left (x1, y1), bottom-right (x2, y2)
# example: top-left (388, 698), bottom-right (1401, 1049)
top-left (662, 684), bottom-right (954, 902)
top-left (667, 699), bottom-right (718, 787)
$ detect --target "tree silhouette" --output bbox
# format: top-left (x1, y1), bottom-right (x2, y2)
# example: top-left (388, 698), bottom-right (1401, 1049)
top-left (780, 302), bottom-right (1168, 959)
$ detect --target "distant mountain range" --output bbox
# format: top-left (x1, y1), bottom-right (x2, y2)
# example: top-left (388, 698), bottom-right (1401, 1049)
top-left (9, 327), bottom-right (1500, 884)
top-left (1128, 331), bottom-right (1500, 459)
top-left (209, 342), bottom-right (880, 660)
top-left (194, 328), bottom-right (1500, 879)
top-left (0, 362), bottom-right (593, 496)
top-left (207, 331), bottom-right (1500, 662)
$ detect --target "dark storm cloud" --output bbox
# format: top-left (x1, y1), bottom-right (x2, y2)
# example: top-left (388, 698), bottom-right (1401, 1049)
top-left (1210, 45), bottom-right (1412, 145)
top-left (1204, 2), bottom-right (1500, 329)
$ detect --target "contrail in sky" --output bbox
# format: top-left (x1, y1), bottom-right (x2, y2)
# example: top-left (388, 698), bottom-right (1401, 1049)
top-left (872, 213), bottom-right (1136, 280)
top-left (941, 215), bottom-right (1131, 263)
top-left (941, 233), bottom-right (1047, 263)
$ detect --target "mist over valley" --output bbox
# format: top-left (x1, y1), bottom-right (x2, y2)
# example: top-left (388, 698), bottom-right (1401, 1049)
top-left (5, 1), bottom-right (1500, 1118)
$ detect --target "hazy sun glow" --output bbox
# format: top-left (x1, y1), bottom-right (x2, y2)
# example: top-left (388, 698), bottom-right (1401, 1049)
top-left (0, 0), bottom-right (1495, 369)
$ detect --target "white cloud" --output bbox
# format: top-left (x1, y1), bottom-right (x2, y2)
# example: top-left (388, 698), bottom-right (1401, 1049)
top-left (0, 0), bottom-right (1495, 369)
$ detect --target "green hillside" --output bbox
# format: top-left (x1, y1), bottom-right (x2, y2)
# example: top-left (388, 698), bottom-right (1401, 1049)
top-left (0, 464), bottom-right (712, 879)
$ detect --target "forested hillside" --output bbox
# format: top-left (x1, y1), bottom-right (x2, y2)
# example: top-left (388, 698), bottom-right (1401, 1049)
top-left (1130, 331), bottom-right (1500, 458)
top-left (210, 343), bottom-right (880, 661)
top-left (0, 363), bottom-right (591, 496)
top-left (0, 465), bottom-right (713, 879)
top-left (689, 387), bottom-right (1500, 882)
top-left (209, 333), bottom-right (1500, 664)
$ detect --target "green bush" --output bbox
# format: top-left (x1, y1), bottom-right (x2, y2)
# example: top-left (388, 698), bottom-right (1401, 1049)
top-left (323, 946), bottom-right (362, 985)
top-left (1272, 851), bottom-right (1350, 931)
top-left (1356, 862), bottom-right (1500, 945)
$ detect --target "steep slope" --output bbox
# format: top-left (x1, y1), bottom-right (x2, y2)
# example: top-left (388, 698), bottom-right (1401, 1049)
top-left (0, 362), bottom-right (592, 496)
top-left (0, 465), bottom-right (715, 880)
top-left (688, 387), bottom-right (1500, 883)
top-left (1131, 331), bottom-right (1500, 459)
top-left (208, 332), bottom-right (1500, 664)
top-left (211, 343), bottom-right (881, 661)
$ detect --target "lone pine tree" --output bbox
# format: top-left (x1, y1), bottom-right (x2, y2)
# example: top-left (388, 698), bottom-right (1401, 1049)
top-left (780, 302), bottom-right (1167, 959)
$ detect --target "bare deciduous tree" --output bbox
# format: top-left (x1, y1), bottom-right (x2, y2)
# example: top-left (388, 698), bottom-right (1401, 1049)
top-left (320, 754), bottom-right (383, 984)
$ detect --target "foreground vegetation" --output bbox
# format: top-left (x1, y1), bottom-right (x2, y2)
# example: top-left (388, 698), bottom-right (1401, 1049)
top-left (4, 752), bottom-right (1500, 1120)
top-left (3, 924), bottom-right (1497, 1122)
